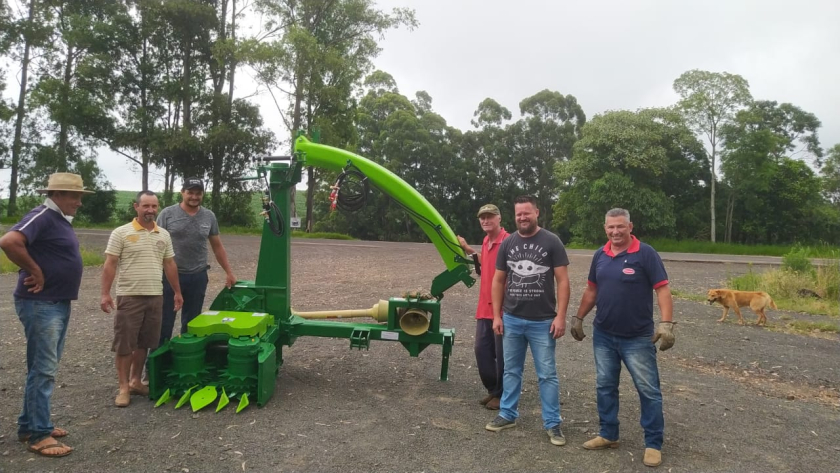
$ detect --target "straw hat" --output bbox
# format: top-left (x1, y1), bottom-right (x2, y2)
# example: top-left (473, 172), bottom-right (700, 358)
top-left (36, 173), bottom-right (95, 194)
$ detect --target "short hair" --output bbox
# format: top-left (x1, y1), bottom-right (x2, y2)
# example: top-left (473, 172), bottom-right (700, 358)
top-left (513, 195), bottom-right (538, 208)
top-left (605, 208), bottom-right (631, 222)
top-left (135, 190), bottom-right (157, 203)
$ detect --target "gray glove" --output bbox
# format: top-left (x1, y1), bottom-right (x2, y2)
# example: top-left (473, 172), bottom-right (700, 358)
top-left (652, 322), bottom-right (675, 351)
top-left (570, 316), bottom-right (586, 341)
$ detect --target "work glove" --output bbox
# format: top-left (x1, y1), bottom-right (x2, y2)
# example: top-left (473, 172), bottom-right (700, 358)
top-left (652, 321), bottom-right (675, 351)
top-left (570, 316), bottom-right (586, 341)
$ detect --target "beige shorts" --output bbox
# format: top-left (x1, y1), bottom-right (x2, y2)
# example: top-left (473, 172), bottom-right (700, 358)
top-left (112, 295), bottom-right (163, 355)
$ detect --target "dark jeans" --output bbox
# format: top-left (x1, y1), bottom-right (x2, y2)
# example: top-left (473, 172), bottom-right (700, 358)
top-left (159, 270), bottom-right (209, 346)
top-left (593, 327), bottom-right (664, 449)
top-left (15, 298), bottom-right (71, 445)
top-left (474, 318), bottom-right (504, 397)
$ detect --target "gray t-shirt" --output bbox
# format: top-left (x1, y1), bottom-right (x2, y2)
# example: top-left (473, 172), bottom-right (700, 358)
top-left (156, 204), bottom-right (220, 273)
top-left (496, 228), bottom-right (570, 320)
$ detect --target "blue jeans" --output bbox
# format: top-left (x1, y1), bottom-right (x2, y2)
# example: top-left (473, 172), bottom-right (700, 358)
top-left (159, 270), bottom-right (209, 346)
top-left (15, 298), bottom-right (71, 444)
top-left (499, 313), bottom-right (561, 429)
top-left (593, 327), bottom-right (664, 449)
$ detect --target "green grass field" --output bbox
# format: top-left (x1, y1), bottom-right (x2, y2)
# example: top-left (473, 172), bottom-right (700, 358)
top-left (113, 190), bottom-right (307, 225)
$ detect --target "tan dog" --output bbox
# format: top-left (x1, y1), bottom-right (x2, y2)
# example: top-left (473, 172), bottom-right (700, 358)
top-left (707, 289), bottom-right (777, 326)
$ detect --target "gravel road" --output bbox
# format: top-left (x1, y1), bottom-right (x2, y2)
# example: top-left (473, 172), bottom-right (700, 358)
top-left (1, 234), bottom-right (838, 472)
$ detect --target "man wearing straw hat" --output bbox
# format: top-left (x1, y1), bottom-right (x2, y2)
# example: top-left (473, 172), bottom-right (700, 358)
top-left (0, 173), bottom-right (94, 457)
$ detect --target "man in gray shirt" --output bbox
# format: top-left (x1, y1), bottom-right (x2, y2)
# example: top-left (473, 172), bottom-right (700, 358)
top-left (156, 177), bottom-right (236, 346)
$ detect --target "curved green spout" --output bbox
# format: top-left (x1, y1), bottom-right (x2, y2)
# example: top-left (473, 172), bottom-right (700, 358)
top-left (294, 136), bottom-right (467, 273)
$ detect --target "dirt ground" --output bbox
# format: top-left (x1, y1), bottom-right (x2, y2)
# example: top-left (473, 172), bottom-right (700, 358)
top-left (1, 233), bottom-right (838, 472)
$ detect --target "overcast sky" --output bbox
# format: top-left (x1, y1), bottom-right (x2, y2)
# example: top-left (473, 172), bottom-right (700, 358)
top-left (4, 0), bottom-right (839, 192)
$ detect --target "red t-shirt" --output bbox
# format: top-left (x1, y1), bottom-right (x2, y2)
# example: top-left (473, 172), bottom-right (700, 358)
top-left (475, 228), bottom-right (510, 320)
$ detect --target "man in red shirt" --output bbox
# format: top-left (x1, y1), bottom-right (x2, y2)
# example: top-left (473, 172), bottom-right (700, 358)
top-left (459, 204), bottom-right (510, 410)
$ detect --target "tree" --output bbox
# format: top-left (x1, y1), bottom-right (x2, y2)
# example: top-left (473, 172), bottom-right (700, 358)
top-left (822, 144), bottom-right (840, 204)
top-left (6, 0), bottom-right (53, 216)
top-left (247, 0), bottom-right (416, 232)
top-left (555, 108), bottom-right (708, 243)
top-left (719, 100), bottom-right (822, 242)
top-left (507, 90), bottom-right (585, 230)
top-left (674, 69), bottom-right (752, 242)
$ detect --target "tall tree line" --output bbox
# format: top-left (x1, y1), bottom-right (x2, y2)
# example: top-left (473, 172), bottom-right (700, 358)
top-left (1, 3), bottom-right (837, 244)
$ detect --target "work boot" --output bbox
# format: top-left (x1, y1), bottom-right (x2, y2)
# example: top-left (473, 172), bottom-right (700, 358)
top-left (643, 448), bottom-right (662, 467)
top-left (583, 436), bottom-right (619, 450)
top-left (485, 415), bottom-right (516, 432)
top-left (478, 394), bottom-right (494, 406)
top-left (485, 397), bottom-right (500, 410)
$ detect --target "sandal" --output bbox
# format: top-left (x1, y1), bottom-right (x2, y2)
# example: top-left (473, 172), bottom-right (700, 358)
top-left (27, 442), bottom-right (73, 457)
top-left (18, 427), bottom-right (69, 443)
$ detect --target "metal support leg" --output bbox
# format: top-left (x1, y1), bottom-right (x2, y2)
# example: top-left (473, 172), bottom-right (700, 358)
top-left (440, 332), bottom-right (454, 381)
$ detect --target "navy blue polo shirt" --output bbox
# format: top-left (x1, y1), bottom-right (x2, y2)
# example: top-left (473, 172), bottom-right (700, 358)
top-left (588, 236), bottom-right (668, 337)
top-left (10, 203), bottom-right (84, 301)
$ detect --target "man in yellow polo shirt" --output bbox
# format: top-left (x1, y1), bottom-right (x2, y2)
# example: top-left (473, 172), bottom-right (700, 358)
top-left (100, 191), bottom-right (183, 407)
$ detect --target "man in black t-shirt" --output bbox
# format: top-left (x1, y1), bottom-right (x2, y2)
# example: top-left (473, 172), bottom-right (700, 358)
top-left (483, 195), bottom-right (571, 448)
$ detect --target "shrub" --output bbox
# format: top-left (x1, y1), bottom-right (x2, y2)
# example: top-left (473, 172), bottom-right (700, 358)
top-left (781, 244), bottom-right (813, 274)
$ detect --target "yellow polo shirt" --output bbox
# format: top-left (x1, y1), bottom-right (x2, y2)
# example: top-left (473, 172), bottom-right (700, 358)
top-left (105, 219), bottom-right (175, 296)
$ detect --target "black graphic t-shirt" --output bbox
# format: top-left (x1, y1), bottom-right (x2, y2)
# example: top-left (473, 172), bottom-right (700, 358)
top-left (495, 228), bottom-right (570, 320)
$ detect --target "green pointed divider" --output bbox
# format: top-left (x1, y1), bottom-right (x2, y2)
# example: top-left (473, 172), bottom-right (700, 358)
top-left (155, 388), bottom-right (171, 408)
top-left (236, 393), bottom-right (250, 413)
top-left (216, 388), bottom-right (230, 413)
top-left (190, 386), bottom-right (218, 412)
top-left (175, 385), bottom-right (199, 409)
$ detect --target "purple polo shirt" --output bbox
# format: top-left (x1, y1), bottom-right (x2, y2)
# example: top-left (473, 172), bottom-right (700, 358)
top-left (587, 236), bottom-right (668, 337)
top-left (10, 204), bottom-right (83, 301)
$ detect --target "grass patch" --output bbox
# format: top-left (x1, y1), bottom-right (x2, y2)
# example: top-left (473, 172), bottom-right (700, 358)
top-left (292, 231), bottom-right (354, 240)
top-left (727, 260), bottom-right (839, 316)
top-left (670, 288), bottom-right (706, 303)
top-left (1, 247), bottom-right (104, 274)
top-left (644, 238), bottom-right (838, 258)
top-left (787, 320), bottom-right (840, 333)
top-left (217, 225), bottom-right (353, 240)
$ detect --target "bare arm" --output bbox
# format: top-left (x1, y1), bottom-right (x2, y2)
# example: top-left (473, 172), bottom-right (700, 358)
top-left (0, 231), bottom-right (38, 275)
top-left (550, 265), bottom-right (571, 338)
top-left (457, 236), bottom-right (480, 264)
top-left (163, 257), bottom-right (184, 312)
top-left (655, 284), bottom-right (673, 323)
top-left (491, 269), bottom-right (507, 334)
top-left (576, 284), bottom-right (598, 319)
top-left (100, 254), bottom-right (119, 312)
top-left (0, 231), bottom-right (44, 293)
top-left (209, 235), bottom-right (236, 288)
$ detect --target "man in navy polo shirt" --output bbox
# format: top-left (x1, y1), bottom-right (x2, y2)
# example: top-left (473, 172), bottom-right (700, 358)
top-left (570, 208), bottom-right (674, 467)
top-left (0, 173), bottom-right (94, 458)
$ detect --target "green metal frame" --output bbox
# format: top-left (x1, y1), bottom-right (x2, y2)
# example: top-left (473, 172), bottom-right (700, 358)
top-left (147, 135), bottom-right (472, 411)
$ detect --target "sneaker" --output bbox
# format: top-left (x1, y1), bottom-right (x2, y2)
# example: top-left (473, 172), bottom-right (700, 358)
top-left (485, 415), bottom-right (516, 432)
top-left (546, 425), bottom-right (566, 446)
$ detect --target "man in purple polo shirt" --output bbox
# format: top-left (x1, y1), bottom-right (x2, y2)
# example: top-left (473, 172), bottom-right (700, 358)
top-left (570, 208), bottom-right (675, 468)
top-left (458, 204), bottom-right (509, 410)
top-left (0, 173), bottom-right (94, 458)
